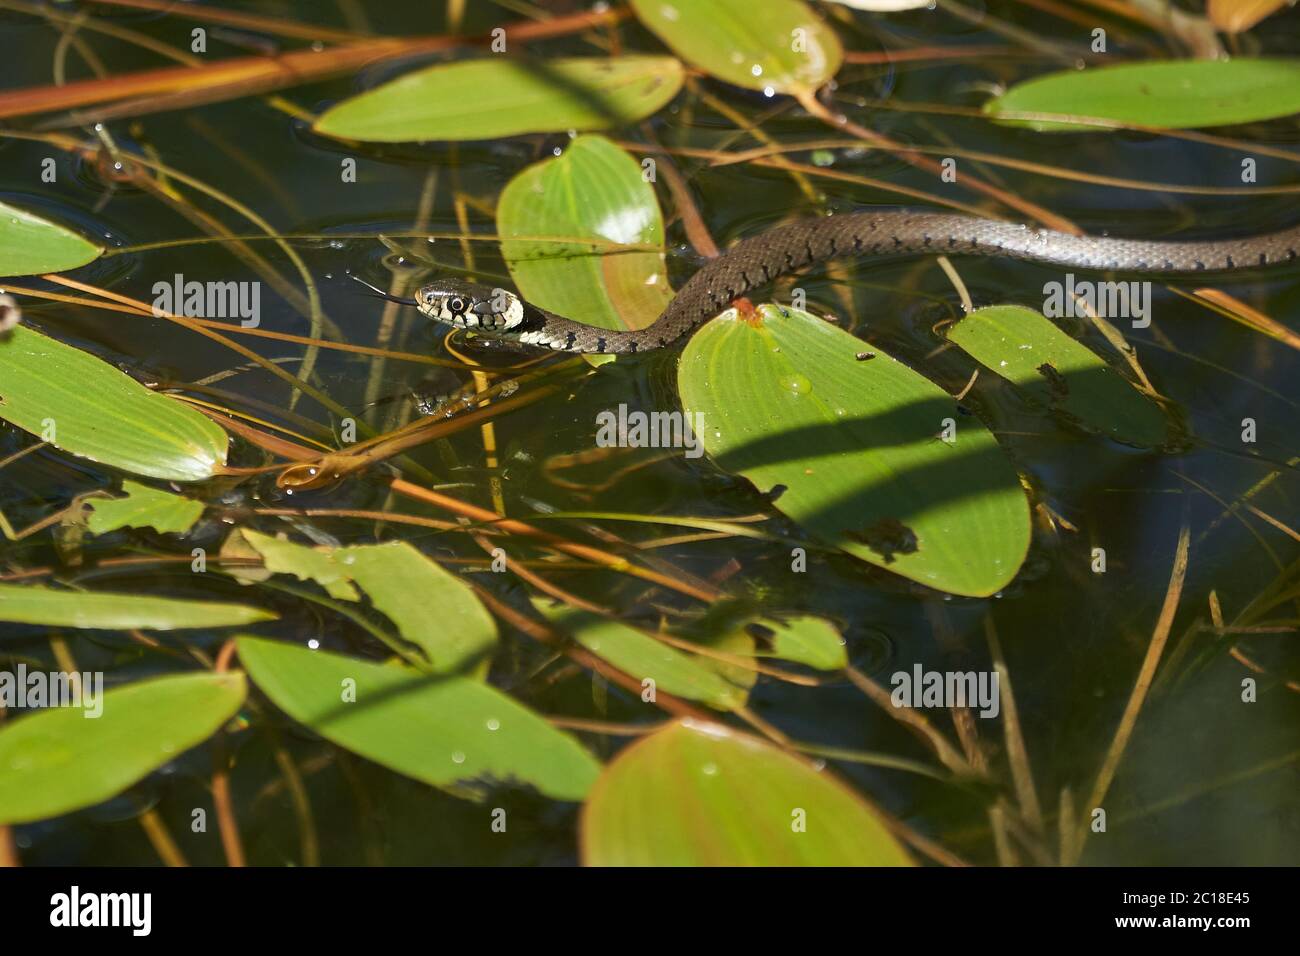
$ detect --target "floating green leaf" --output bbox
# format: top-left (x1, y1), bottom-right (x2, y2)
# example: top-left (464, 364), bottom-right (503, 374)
top-left (237, 529), bottom-right (359, 600)
top-left (498, 135), bottom-right (672, 333)
top-left (337, 542), bottom-right (498, 674)
top-left (535, 601), bottom-right (747, 710)
top-left (236, 532), bottom-right (496, 673)
top-left (678, 306), bottom-right (1030, 597)
top-left (237, 638), bottom-right (600, 801)
top-left (0, 583), bottom-right (274, 630)
top-left (315, 56), bottom-right (683, 142)
top-left (629, 0), bottom-right (842, 94)
top-left (0, 672), bottom-right (246, 824)
top-left (947, 305), bottom-right (1168, 447)
top-left (985, 58), bottom-right (1300, 131)
top-left (698, 628), bottom-right (758, 697)
top-left (581, 719), bottom-right (912, 865)
top-left (0, 199), bottom-right (101, 276)
top-left (85, 480), bottom-right (204, 535)
top-left (0, 326), bottom-right (229, 481)
top-left (758, 615), bottom-right (847, 671)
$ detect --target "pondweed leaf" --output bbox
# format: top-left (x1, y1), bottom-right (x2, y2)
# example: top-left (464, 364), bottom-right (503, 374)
top-left (758, 615), bottom-right (847, 671)
top-left (315, 56), bottom-right (683, 142)
top-left (85, 480), bottom-right (204, 535)
top-left (236, 532), bottom-right (497, 673)
top-left (0, 199), bottom-right (101, 276)
top-left (497, 135), bottom-right (672, 333)
top-left (678, 305), bottom-right (1030, 597)
top-left (231, 529), bottom-right (359, 599)
top-left (238, 638), bottom-right (600, 801)
top-left (0, 326), bottom-right (228, 481)
top-left (0, 672), bottom-right (247, 825)
top-left (0, 584), bottom-right (274, 630)
top-left (581, 719), bottom-right (913, 865)
top-left (336, 542), bottom-right (498, 674)
top-left (985, 58), bottom-right (1300, 131)
top-left (629, 0), bottom-right (842, 94)
top-left (946, 305), bottom-right (1169, 448)
top-left (535, 601), bottom-right (748, 710)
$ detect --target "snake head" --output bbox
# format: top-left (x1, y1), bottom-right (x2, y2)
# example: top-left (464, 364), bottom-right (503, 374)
top-left (415, 279), bottom-right (525, 332)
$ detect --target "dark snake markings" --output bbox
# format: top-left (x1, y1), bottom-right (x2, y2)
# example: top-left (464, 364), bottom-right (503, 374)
top-left (410, 210), bottom-right (1300, 355)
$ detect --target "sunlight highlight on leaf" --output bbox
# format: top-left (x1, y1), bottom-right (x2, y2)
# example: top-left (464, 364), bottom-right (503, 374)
top-left (497, 135), bottom-right (672, 332)
top-left (491, 136), bottom-right (665, 332)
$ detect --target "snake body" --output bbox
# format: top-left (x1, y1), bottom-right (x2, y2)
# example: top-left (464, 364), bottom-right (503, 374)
top-left (410, 211), bottom-right (1300, 354)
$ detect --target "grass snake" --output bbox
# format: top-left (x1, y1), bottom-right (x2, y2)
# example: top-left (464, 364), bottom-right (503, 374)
top-left (364, 210), bottom-right (1300, 354)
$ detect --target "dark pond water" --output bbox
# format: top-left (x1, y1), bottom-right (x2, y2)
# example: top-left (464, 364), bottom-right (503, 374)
top-left (1, 1), bottom-right (1297, 865)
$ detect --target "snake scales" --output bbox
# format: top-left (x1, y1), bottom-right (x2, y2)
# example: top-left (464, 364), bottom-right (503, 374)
top-left (368, 210), bottom-right (1300, 354)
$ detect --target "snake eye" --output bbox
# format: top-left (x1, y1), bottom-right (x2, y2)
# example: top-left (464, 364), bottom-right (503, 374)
top-left (447, 296), bottom-right (466, 315)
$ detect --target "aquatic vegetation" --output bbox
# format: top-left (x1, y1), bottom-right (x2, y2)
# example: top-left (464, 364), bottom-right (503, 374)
top-left (0, 0), bottom-right (1296, 871)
